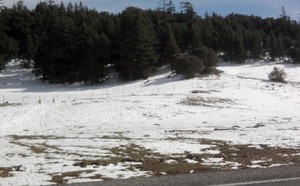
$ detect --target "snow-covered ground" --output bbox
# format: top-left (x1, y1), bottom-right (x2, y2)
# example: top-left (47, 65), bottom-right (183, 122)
top-left (0, 60), bottom-right (300, 185)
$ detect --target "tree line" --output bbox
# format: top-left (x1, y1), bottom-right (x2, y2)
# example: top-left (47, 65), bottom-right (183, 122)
top-left (0, 0), bottom-right (299, 83)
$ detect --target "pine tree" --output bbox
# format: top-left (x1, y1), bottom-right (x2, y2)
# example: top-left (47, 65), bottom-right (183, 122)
top-left (162, 24), bottom-right (180, 64)
top-left (0, 34), bottom-right (18, 70)
top-left (179, 1), bottom-right (198, 52)
top-left (116, 7), bottom-right (158, 80)
top-left (277, 33), bottom-right (285, 60)
top-left (202, 24), bottom-right (214, 49)
top-left (1, 0), bottom-right (298, 83)
top-left (157, 0), bottom-right (175, 24)
top-left (279, 6), bottom-right (289, 20)
top-left (166, 0), bottom-right (176, 15)
top-left (157, 0), bottom-right (167, 12)
top-left (180, 2), bottom-right (195, 22)
top-left (269, 31), bottom-right (278, 60)
top-left (221, 27), bottom-right (236, 61)
top-left (234, 31), bottom-right (247, 63)
top-left (67, 2), bottom-right (74, 12)
top-left (46, 0), bottom-right (55, 7)
top-left (294, 31), bottom-right (300, 64)
top-left (22, 34), bottom-right (35, 67)
top-left (88, 32), bottom-right (110, 84)
top-left (251, 30), bottom-right (263, 60)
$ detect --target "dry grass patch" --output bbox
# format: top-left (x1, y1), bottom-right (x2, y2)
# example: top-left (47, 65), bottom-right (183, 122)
top-left (0, 167), bottom-right (14, 178)
top-left (180, 96), bottom-right (235, 107)
top-left (191, 90), bottom-right (220, 94)
top-left (0, 103), bottom-right (21, 107)
top-left (0, 166), bottom-right (22, 178)
top-left (50, 170), bottom-right (96, 184)
top-left (5, 135), bottom-right (300, 183)
top-left (136, 162), bottom-right (214, 176)
top-left (198, 139), bottom-right (300, 168)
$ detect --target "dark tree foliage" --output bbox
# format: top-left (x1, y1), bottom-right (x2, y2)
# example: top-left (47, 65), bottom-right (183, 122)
top-left (115, 7), bottom-right (158, 80)
top-left (245, 30), bottom-right (263, 60)
top-left (0, 1), bottom-right (299, 82)
top-left (172, 55), bottom-right (203, 78)
top-left (163, 24), bottom-right (180, 63)
top-left (294, 31), bottom-right (300, 64)
top-left (155, 21), bottom-right (180, 65)
top-left (32, 2), bottom-right (112, 83)
top-left (178, 2), bottom-right (201, 52)
top-left (192, 46), bottom-right (218, 73)
top-left (0, 4), bottom-right (19, 70)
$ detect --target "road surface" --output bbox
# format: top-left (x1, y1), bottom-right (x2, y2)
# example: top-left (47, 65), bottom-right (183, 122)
top-left (64, 165), bottom-right (300, 186)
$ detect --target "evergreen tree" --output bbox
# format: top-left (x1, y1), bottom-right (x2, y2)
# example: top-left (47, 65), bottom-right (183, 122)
top-left (179, 1), bottom-right (199, 51)
top-left (201, 22), bottom-right (214, 49)
top-left (158, 0), bottom-right (176, 23)
top-left (66, 2), bottom-right (74, 12)
top-left (158, 0), bottom-right (167, 12)
top-left (180, 2), bottom-right (195, 22)
top-left (160, 24), bottom-right (180, 64)
top-left (166, 0), bottom-right (176, 15)
top-left (277, 33), bottom-right (285, 60)
top-left (0, 3), bottom-right (19, 69)
top-left (0, 33), bottom-right (18, 70)
top-left (46, 0), bottom-right (56, 7)
top-left (234, 30), bottom-right (247, 63)
top-left (251, 30), bottom-right (263, 60)
top-left (220, 27), bottom-right (235, 61)
top-left (1, 0), bottom-right (299, 82)
top-left (294, 31), bottom-right (300, 64)
top-left (279, 6), bottom-right (289, 20)
top-left (164, 24), bottom-right (180, 62)
top-left (269, 31), bottom-right (278, 60)
top-left (116, 7), bottom-right (158, 80)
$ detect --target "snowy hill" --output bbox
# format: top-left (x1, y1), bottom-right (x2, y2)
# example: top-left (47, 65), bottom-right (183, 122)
top-left (0, 60), bottom-right (300, 185)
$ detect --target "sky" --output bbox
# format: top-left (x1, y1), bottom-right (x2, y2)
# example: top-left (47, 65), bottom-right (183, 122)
top-left (1, 0), bottom-right (300, 21)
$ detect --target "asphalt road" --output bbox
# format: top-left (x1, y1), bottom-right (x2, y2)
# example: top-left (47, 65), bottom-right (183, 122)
top-left (65, 165), bottom-right (300, 186)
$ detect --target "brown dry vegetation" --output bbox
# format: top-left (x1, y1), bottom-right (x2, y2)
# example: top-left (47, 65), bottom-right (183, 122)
top-left (2, 135), bottom-right (300, 184)
top-left (180, 96), bottom-right (235, 107)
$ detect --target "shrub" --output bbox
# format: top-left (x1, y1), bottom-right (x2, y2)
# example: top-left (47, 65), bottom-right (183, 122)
top-left (172, 55), bottom-right (204, 78)
top-left (192, 46), bottom-right (219, 73)
top-left (268, 67), bottom-right (287, 83)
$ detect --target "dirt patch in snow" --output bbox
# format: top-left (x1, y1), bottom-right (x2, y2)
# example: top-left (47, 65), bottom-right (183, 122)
top-left (0, 167), bottom-right (14, 178)
top-left (0, 103), bottom-right (21, 107)
top-left (0, 166), bottom-right (22, 178)
top-left (4, 135), bottom-right (300, 184)
top-left (180, 96), bottom-right (235, 107)
top-left (51, 170), bottom-right (96, 184)
top-left (191, 90), bottom-right (220, 94)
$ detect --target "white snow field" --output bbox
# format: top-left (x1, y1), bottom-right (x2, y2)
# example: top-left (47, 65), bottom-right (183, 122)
top-left (0, 60), bottom-right (300, 185)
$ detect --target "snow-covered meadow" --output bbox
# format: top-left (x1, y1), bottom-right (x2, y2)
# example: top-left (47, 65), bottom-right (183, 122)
top-left (0, 60), bottom-right (300, 185)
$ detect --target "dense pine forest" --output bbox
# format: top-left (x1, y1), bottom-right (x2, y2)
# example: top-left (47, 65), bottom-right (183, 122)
top-left (0, 0), bottom-right (299, 84)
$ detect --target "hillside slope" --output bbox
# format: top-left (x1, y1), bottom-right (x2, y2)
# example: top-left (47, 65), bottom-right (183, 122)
top-left (0, 60), bottom-right (300, 185)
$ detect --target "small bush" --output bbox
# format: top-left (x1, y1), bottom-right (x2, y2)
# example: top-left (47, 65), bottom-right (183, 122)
top-left (192, 46), bottom-right (219, 73)
top-left (172, 55), bottom-right (204, 78)
top-left (268, 67), bottom-right (287, 83)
